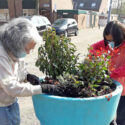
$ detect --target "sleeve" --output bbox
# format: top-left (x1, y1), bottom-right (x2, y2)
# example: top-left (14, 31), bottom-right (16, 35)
top-left (89, 40), bottom-right (106, 54)
top-left (0, 57), bottom-right (42, 97)
top-left (110, 64), bottom-right (125, 78)
top-left (16, 60), bottom-right (28, 82)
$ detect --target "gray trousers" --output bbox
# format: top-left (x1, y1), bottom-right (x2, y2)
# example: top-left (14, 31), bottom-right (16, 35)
top-left (110, 96), bottom-right (125, 125)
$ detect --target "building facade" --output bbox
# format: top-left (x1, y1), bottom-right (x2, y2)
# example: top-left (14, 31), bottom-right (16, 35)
top-left (0, 0), bottom-right (36, 21)
top-left (73, 0), bottom-right (108, 13)
top-left (39, 0), bottom-right (73, 22)
top-left (0, 0), bottom-right (117, 29)
top-left (0, 0), bottom-right (73, 22)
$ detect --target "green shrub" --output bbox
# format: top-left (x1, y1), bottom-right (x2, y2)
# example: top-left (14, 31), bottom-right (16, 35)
top-left (36, 29), bottom-right (79, 79)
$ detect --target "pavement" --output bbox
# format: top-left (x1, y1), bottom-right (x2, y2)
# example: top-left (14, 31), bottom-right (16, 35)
top-left (19, 27), bottom-right (104, 125)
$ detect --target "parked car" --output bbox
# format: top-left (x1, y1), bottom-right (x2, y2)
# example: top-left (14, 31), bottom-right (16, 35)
top-left (24, 15), bottom-right (51, 34)
top-left (52, 18), bottom-right (78, 37)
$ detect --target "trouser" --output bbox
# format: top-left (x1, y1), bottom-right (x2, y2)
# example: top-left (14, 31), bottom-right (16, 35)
top-left (110, 96), bottom-right (125, 125)
top-left (0, 100), bottom-right (20, 125)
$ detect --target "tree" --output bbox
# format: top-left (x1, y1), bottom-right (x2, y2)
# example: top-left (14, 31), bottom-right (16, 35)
top-left (111, 0), bottom-right (125, 17)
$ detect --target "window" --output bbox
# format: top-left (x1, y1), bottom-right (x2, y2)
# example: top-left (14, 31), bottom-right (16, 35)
top-left (79, 3), bottom-right (84, 7)
top-left (91, 2), bottom-right (96, 8)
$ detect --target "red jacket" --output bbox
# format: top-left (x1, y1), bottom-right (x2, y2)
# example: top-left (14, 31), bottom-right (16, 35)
top-left (90, 40), bottom-right (125, 95)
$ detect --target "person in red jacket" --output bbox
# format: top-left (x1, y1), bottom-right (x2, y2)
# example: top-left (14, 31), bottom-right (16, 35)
top-left (90, 21), bottom-right (125, 125)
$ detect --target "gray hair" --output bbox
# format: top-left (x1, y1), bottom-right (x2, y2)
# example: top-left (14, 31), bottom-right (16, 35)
top-left (0, 17), bottom-right (42, 58)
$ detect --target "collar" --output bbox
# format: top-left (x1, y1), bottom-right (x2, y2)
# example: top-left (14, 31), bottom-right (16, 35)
top-left (114, 40), bottom-right (125, 49)
top-left (8, 53), bottom-right (19, 63)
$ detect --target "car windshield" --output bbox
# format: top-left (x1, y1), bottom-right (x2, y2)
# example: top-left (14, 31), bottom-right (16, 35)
top-left (24, 16), bottom-right (51, 26)
top-left (25, 16), bottom-right (32, 20)
top-left (53, 19), bottom-right (67, 26)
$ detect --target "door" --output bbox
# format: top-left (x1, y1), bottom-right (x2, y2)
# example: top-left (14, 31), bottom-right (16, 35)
top-left (67, 19), bottom-right (75, 34)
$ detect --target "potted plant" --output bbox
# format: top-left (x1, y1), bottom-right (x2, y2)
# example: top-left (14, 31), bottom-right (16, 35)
top-left (32, 29), bottom-right (122, 125)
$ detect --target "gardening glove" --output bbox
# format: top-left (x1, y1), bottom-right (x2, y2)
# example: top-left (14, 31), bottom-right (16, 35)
top-left (27, 73), bottom-right (41, 85)
top-left (41, 84), bottom-right (58, 95)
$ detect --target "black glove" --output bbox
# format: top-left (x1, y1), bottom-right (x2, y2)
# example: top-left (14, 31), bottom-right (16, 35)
top-left (27, 74), bottom-right (58, 95)
top-left (27, 74), bottom-right (41, 85)
top-left (41, 84), bottom-right (58, 95)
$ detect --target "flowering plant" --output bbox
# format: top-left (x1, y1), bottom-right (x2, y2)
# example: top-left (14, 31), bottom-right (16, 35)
top-left (75, 47), bottom-right (116, 97)
top-left (36, 29), bottom-right (116, 98)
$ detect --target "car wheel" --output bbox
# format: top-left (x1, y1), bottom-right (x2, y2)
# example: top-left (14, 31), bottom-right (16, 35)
top-left (75, 29), bottom-right (78, 36)
top-left (64, 31), bottom-right (68, 37)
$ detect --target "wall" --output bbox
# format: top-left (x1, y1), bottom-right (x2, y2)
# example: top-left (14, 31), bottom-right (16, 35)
top-left (39, 0), bottom-right (50, 9)
top-left (74, 14), bottom-right (86, 29)
top-left (39, 0), bottom-right (73, 23)
top-left (23, 9), bottom-right (35, 16)
top-left (99, 0), bottom-right (108, 13)
top-left (15, 0), bottom-right (23, 17)
top-left (8, 0), bottom-right (15, 19)
top-left (99, 14), bottom-right (118, 26)
top-left (51, 0), bottom-right (73, 11)
top-left (95, 15), bottom-right (99, 27)
top-left (111, 15), bottom-right (118, 21)
top-left (8, 0), bottom-right (23, 19)
top-left (74, 13), bottom-right (99, 29)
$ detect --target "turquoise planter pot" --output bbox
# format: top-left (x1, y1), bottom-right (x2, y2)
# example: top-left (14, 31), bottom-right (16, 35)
top-left (32, 80), bottom-right (122, 125)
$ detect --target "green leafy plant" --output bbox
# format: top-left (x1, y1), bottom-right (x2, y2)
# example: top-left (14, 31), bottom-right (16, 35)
top-left (36, 29), bottom-right (115, 97)
top-left (36, 29), bottom-right (79, 79)
top-left (54, 47), bottom-right (115, 97)
top-left (76, 47), bottom-right (115, 97)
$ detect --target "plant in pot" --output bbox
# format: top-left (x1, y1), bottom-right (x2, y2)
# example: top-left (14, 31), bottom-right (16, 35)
top-left (31, 29), bottom-right (123, 125)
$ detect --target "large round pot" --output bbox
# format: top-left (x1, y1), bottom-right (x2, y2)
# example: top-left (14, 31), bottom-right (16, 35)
top-left (32, 80), bottom-right (122, 125)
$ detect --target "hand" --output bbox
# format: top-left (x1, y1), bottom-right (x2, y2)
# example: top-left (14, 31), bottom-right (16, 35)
top-left (27, 74), bottom-right (41, 85)
top-left (41, 84), bottom-right (58, 95)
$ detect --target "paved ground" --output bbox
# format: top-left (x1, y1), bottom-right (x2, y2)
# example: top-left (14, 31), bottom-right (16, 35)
top-left (19, 27), bottom-right (104, 125)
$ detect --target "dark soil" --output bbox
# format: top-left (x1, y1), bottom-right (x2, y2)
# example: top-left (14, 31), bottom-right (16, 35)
top-left (41, 77), bottom-right (116, 98)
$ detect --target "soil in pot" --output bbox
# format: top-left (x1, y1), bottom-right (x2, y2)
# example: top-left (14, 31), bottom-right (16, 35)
top-left (40, 76), bottom-right (116, 98)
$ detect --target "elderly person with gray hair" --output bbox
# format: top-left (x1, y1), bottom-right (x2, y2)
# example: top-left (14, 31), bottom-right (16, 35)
top-left (0, 17), bottom-right (57, 125)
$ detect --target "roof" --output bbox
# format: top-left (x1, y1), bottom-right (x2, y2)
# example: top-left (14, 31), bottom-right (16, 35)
top-left (57, 9), bottom-right (97, 15)
top-left (73, 0), bottom-right (102, 11)
top-left (57, 9), bottom-right (87, 14)
top-left (0, 0), bottom-right (36, 9)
